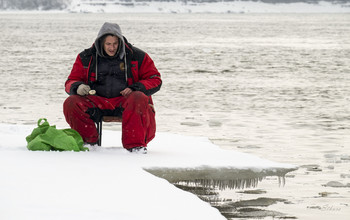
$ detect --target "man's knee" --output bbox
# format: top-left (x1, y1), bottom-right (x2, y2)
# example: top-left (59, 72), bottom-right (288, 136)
top-left (123, 92), bottom-right (149, 113)
top-left (127, 91), bottom-right (148, 103)
top-left (63, 95), bottom-right (87, 112)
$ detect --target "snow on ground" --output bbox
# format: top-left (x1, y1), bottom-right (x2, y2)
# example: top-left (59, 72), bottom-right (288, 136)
top-left (0, 123), bottom-right (297, 220)
top-left (67, 0), bottom-right (350, 13)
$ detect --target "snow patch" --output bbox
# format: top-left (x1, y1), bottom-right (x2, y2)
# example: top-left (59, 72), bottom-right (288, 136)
top-left (0, 123), bottom-right (297, 219)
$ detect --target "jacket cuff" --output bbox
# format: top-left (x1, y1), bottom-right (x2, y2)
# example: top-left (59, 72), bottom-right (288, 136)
top-left (70, 82), bottom-right (85, 95)
top-left (129, 82), bottom-right (146, 93)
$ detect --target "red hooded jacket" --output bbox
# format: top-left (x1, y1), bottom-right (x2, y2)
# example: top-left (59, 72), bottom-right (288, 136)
top-left (65, 39), bottom-right (162, 104)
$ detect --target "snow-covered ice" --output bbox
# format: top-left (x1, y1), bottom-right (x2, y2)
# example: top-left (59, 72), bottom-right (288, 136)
top-left (67, 0), bottom-right (350, 13)
top-left (0, 123), bottom-right (296, 219)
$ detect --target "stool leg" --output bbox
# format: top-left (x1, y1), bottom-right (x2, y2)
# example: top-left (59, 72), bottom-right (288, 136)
top-left (97, 120), bottom-right (102, 146)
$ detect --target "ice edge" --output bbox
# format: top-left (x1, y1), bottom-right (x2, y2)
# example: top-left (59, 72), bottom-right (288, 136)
top-left (145, 166), bottom-right (297, 190)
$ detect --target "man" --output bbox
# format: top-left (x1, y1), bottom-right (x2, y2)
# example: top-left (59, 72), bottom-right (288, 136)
top-left (63, 22), bottom-right (162, 154)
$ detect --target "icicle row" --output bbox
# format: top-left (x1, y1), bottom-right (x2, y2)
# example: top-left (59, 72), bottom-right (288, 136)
top-left (175, 177), bottom-right (265, 190)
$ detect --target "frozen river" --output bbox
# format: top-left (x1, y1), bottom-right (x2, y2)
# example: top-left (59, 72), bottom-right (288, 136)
top-left (1, 13), bottom-right (349, 219)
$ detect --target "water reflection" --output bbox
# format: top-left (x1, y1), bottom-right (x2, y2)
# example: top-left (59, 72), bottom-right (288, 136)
top-left (146, 166), bottom-right (297, 219)
top-left (173, 180), bottom-right (295, 219)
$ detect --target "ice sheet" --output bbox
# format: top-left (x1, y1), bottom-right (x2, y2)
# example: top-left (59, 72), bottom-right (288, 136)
top-left (0, 123), bottom-right (296, 220)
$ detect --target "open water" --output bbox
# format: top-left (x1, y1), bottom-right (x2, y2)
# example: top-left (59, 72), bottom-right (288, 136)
top-left (0, 13), bottom-right (349, 219)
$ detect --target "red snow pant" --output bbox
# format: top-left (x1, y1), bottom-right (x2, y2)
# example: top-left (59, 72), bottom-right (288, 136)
top-left (63, 91), bottom-right (156, 149)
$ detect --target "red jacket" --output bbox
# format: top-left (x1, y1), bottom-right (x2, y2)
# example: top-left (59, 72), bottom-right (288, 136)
top-left (65, 39), bottom-right (162, 101)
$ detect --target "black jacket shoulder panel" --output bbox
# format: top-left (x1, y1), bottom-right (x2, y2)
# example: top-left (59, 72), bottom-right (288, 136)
top-left (78, 46), bottom-right (97, 86)
top-left (126, 43), bottom-right (146, 70)
top-left (79, 47), bottom-right (96, 68)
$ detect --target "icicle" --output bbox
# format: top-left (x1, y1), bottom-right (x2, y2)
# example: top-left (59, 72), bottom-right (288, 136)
top-left (278, 175), bottom-right (286, 187)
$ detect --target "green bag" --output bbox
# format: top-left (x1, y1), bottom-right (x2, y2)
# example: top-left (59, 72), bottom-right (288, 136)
top-left (26, 118), bottom-right (88, 152)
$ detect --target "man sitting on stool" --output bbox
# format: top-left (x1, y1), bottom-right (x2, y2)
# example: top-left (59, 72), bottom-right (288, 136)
top-left (63, 22), bottom-right (162, 154)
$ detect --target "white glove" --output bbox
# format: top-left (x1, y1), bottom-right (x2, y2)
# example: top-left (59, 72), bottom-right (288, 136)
top-left (77, 84), bottom-right (91, 96)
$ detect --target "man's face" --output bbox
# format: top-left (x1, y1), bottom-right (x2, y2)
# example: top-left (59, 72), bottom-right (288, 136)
top-left (103, 35), bottom-right (119, 57)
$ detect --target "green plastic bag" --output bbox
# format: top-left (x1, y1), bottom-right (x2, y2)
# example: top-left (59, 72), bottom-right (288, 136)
top-left (26, 118), bottom-right (88, 152)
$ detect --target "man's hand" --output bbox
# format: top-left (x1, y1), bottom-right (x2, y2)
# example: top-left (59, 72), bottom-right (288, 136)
top-left (77, 84), bottom-right (91, 96)
top-left (120, 88), bottom-right (132, 97)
